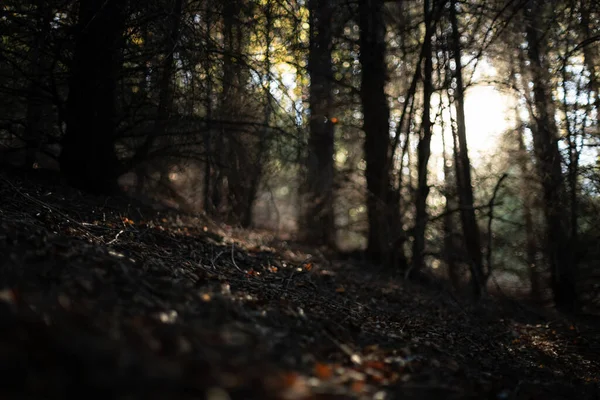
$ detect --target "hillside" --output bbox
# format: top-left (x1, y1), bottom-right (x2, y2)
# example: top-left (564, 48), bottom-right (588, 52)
top-left (0, 167), bottom-right (598, 400)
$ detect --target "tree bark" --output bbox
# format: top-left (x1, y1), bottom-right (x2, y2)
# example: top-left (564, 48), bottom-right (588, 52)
top-left (303, 0), bottom-right (336, 246)
top-left (203, 4), bottom-right (214, 212)
top-left (579, 1), bottom-right (600, 130)
top-left (60, 0), bottom-right (126, 194)
top-left (524, 0), bottom-right (577, 312)
top-left (449, 0), bottom-right (484, 298)
top-left (133, 0), bottom-right (184, 167)
top-left (412, 0), bottom-right (435, 271)
top-left (511, 49), bottom-right (543, 302)
top-left (25, 2), bottom-right (53, 168)
top-left (358, 0), bottom-right (394, 265)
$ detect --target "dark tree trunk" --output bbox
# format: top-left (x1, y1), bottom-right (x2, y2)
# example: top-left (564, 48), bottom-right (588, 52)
top-left (242, 0), bottom-right (275, 228)
top-left (218, 0), bottom-right (260, 227)
top-left (518, 123), bottom-right (542, 302)
top-left (203, 4), bottom-right (214, 212)
top-left (60, 0), bottom-right (126, 193)
top-left (303, 0), bottom-right (336, 246)
top-left (524, 0), bottom-right (577, 312)
top-left (449, 0), bottom-right (484, 298)
top-left (133, 0), bottom-right (184, 167)
top-left (580, 1), bottom-right (600, 130)
top-left (443, 138), bottom-right (461, 289)
top-left (511, 52), bottom-right (543, 302)
top-left (212, 0), bottom-right (239, 214)
top-left (561, 48), bottom-right (581, 274)
top-left (438, 94), bottom-right (461, 288)
top-left (358, 0), bottom-right (395, 265)
top-left (25, 2), bottom-right (53, 168)
top-left (412, 0), bottom-right (435, 271)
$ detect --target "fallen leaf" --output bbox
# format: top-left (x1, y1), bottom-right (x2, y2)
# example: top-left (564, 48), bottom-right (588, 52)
top-left (351, 380), bottom-right (365, 393)
top-left (314, 362), bottom-right (334, 380)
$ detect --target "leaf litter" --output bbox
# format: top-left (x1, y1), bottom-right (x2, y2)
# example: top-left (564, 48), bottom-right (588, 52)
top-left (0, 167), bottom-right (598, 399)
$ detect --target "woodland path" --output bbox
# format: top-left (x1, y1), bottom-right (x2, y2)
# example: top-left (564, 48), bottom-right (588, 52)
top-left (0, 167), bottom-right (598, 400)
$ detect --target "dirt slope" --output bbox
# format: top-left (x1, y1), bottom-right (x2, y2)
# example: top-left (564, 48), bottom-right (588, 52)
top-left (0, 168), bottom-right (598, 399)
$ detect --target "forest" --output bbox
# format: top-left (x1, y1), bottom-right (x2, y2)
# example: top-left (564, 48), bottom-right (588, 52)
top-left (0, 0), bottom-right (599, 398)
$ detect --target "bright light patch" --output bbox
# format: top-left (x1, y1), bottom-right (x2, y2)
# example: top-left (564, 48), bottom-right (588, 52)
top-left (463, 85), bottom-right (511, 156)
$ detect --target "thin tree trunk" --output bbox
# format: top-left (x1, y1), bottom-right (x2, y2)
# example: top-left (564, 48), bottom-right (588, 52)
top-left (580, 1), bottom-right (600, 130)
top-left (412, 0), bottom-right (436, 271)
top-left (511, 52), bottom-right (543, 301)
top-left (241, 0), bottom-right (274, 228)
top-left (442, 118), bottom-right (461, 289)
top-left (561, 50), bottom-right (580, 268)
top-left (25, 2), bottom-right (53, 168)
top-left (132, 0), bottom-right (184, 168)
top-left (203, 3), bottom-right (213, 211)
top-left (524, 0), bottom-right (576, 312)
top-left (212, 0), bottom-right (239, 213)
top-left (449, 0), bottom-right (484, 298)
top-left (303, 0), bottom-right (335, 246)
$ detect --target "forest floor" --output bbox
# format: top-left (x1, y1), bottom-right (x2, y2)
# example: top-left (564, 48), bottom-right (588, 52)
top-left (0, 166), bottom-right (599, 400)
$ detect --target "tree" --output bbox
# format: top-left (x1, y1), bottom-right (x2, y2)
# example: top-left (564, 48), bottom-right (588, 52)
top-left (524, 0), bottom-right (577, 311)
top-left (448, 0), bottom-right (485, 297)
top-left (59, 0), bottom-right (127, 193)
top-left (358, 0), bottom-right (397, 265)
top-left (131, 0), bottom-right (185, 170)
top-left (412, 0), bottom-right (437, 271)
top-left (24, 1), bottom-right (53, 168)
top-left (302, 0), bottom-right (336, 246)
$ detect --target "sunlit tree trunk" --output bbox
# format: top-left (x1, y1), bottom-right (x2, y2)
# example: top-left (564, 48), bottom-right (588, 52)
top-left (60, 0), bottom-right (126, 193)
top-left (449, 0), bottom-right (484, 298)
top-left (412, 0), bottom-right (436, 271)
top-left (303, 0), bottom-right (336, 246)
top-left (524, 0), bottom-right (577, 312)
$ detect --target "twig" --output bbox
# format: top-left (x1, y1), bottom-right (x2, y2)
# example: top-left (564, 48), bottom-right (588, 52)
top-left (485, 173), bottom-right (508, 286)
top-left (231, 243), bottom-right (242, 272)
top-left (0, 174), bottom-right (100, 240)
top-left (107, 230), bottom-right (124, 245)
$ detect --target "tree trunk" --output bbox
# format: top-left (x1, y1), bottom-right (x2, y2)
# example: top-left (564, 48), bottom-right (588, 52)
top-left (449, 0), bottom-right (484, 298)
top-left (412, 0), bottom-right (435, 271)
top-left (518, 122), bottom-right (542, 302)
top-left (60, 0), bottom-right (126, 193)
top-left (242, 0), bottom-right (275, 228)
top-left (203, 4), bottom-right (214, 212)
top-left (303, 0), bottom-right (336, 246)
top-left (133, 0), bottom-right (184, 168)
top-left (580, 1), bottom-right (600, 130)
top-left (524, 0), bottom-right (577, 312)
top-left (25, 2), bottom-right (53, 168)
top-left (358, 0), bottom-right (395, 265)
top-left (511, 51), bottom-right (543, 302)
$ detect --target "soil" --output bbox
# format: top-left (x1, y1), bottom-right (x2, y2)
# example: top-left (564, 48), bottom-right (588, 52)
top-left (0, 167), bottom-right (598, 400)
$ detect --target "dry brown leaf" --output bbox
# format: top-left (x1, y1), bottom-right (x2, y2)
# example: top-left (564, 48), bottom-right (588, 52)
top-left (314, 362), bottom-right (334, 380)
